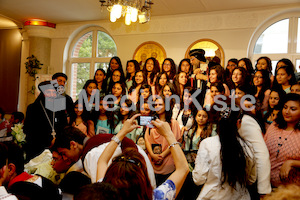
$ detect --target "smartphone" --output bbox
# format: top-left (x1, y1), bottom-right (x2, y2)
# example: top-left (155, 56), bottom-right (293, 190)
top-left (137, 116), bottom-right (155, 128)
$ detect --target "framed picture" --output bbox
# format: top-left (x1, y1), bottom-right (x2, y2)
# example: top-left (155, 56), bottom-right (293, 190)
top-left (133, 41), bottom-right (167, 68)
top-left (185, 39), bottom-right (225, 67)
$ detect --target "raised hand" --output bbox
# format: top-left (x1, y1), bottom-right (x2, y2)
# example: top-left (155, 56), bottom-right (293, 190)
top-left (120, 113), bottom-right (141, 137)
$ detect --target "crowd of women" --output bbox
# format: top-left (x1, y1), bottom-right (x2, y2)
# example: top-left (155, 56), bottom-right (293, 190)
top-left (1, 49), bottom-right (299, 200)
top-left (69, 52), bottom-right (300, 199)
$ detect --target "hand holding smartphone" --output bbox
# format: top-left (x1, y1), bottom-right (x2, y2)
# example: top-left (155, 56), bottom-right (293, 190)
top-left (137, 115), bottom-right (157, 128)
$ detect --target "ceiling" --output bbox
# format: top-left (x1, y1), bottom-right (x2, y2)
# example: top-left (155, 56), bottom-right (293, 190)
top-left (0, 0), bottom-right (299, 28)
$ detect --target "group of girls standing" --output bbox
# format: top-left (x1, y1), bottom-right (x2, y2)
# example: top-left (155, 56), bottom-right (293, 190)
top-left (69, 54), bottom-right (300, 199)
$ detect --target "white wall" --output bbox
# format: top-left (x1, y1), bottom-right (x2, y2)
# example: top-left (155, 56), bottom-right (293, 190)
top-left (50, 4), bottom-right (299, 68)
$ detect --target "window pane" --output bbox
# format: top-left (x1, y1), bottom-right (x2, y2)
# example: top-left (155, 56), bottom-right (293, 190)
top-left (297, 18), bottom-right (300, 53)
top-left (95, 63), bottom-right (109, 73)
top-left (71, 63), bottom-right (90, 100)
top-left (271, 60), bottom-right (278, 75)
top-left (254, 19), bottom-right (289, 54)
top-left (97, 31), bottom-right (117, 57)
top-left (296, 59), bottom-right (300, 72)
top-left (72, 32), bottom-right (93, 58)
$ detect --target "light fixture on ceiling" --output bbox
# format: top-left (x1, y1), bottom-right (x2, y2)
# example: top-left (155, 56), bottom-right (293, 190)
top-left (99, 0), bottom-right (153, 25)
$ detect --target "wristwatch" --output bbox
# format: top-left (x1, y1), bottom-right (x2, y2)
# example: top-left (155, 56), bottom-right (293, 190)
top-left (111, 135), bottom-right (121, 145)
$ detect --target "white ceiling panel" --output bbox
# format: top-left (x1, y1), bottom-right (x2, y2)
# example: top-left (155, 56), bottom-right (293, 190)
top-left (0, 0), bottom-right (299, 28)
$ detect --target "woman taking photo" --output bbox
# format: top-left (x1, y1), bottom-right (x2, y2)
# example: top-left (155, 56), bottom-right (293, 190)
top-left (193, 107), bottom-right (256, 199)
top-left (264, 93), bottom-right (300, 187)
top-left (145, 96), bottom-right (181, 186)
top-left (96, 114), bottom-right (189, 200)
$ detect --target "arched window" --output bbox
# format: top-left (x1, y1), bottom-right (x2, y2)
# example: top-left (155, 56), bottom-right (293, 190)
top-left (68, 26), bottom-right (117, 100)
top-left (249, 10), bottom-right (300, 74)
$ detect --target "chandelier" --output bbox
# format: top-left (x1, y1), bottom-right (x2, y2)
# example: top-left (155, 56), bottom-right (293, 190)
top-left (99, 0), bottom-right (153, 25)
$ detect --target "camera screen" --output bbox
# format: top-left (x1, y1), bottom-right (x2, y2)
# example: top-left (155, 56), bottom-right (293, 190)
top-left (138, 116), bottom-right (153, 126)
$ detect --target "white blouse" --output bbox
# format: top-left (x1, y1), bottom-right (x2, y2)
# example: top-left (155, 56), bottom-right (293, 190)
top-left (192, 136), bottom-right (256, 200)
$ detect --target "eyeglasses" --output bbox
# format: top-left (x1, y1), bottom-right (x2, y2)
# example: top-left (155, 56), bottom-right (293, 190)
top-left (163, 63), bottom-right (171, 66)
top-left (190, 57), bottom-right (196, 61)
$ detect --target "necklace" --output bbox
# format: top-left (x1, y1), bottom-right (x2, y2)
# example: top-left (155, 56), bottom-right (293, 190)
top-left (276, 129), bottom-right (295, 158)
top-left (40, 101), bottom-right (56, 138)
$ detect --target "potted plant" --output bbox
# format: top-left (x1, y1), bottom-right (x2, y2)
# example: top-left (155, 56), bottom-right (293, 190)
top-left (25, 55), bottom-right (43, 94)
top-left (25, 54), bottom-right (43, 80)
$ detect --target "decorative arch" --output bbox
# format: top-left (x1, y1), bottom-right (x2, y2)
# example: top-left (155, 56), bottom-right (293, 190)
top-left (248, 8), bottom-right (300, 73)
top-left (185, 38), bottom-right (225, 67)
top-left (133, 41), bottom-right (167, 67)
top-left (65, 25), bottom-right (117, 100)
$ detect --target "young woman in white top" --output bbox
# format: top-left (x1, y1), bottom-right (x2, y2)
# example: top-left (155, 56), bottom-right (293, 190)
top-left (193, 108), bottom-right (256, 200)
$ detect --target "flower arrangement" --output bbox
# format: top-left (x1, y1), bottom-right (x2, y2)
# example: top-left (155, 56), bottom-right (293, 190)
top-left (11, 123), bottom-right (26, 147)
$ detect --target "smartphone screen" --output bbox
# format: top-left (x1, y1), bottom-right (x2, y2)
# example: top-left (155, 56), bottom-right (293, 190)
top-left (138, 116), bottom-right (154, 128)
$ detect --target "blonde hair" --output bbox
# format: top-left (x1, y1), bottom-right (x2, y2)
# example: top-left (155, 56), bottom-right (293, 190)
top-left (263, 184), bottom-right (300, 200)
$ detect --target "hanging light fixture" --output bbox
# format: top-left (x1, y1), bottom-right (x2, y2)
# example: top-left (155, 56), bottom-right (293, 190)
top-left (99, 0), bottom-right (153, 25)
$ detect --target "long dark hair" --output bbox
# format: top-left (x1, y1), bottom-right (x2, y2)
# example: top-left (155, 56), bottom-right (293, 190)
top-left (83, 79), bottom-right (98, 91)
top-left (178, 58), bottom-right (192, 76)
top-left (104, 148), bottom-right (152, 200)
top-left (119, 99), bottom-right (136, 121)
top-left (180, 86), bottom-right (196, 112)
top-left (156, 95), bottom-right (173, 124)
top-left (107, 69), bottom-right (126, 94)
top-left (255, 56), bottom-right (272, 73)
top-left (100, 97), bottom-right (117, 133)
top-left (155, 72), bottom-right (169, 95)
top-left (264, 88), bottom-right (286, 119)
top-left (253, 70), bottom-right (271, 103)
top-left (225, 58), bottom-right (238, 84)
top-left (126, 60), bottom-right (140, 80)
top-left (94, 68), bottom-right (107, 94)
top-left (238, 58), bottom-right (254, 75)
top-left (162, 82), bottom-right (178, 97)
top-left (112, 81), bottom-right (127, 97)
top-left (162, 58), bottom-right (176, 80)
top-left (69, 100), bottom-right (88, 126)
top-left (173, 71), bottom-right (187, 98)
top-left (189, 109), bottom-right (212, 150)
top-left (142, 57), bottom-right (160, 85)
top-left (128, 71), bottom-right (147, 94)
top-left (208, 65), bottom-right (225, 83)
top-left (275, 93), bottom-right (300, 130)
top-left (273, 65), bottom-right (297, 91)
top-left (229, 67), bottom-right (250, 90)
top-left (275, 58), bottom-right (295, 72)
top-left (218, 108), bottom-right (249, 188)
top-left (106, 56), bottom-right (125, 79)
